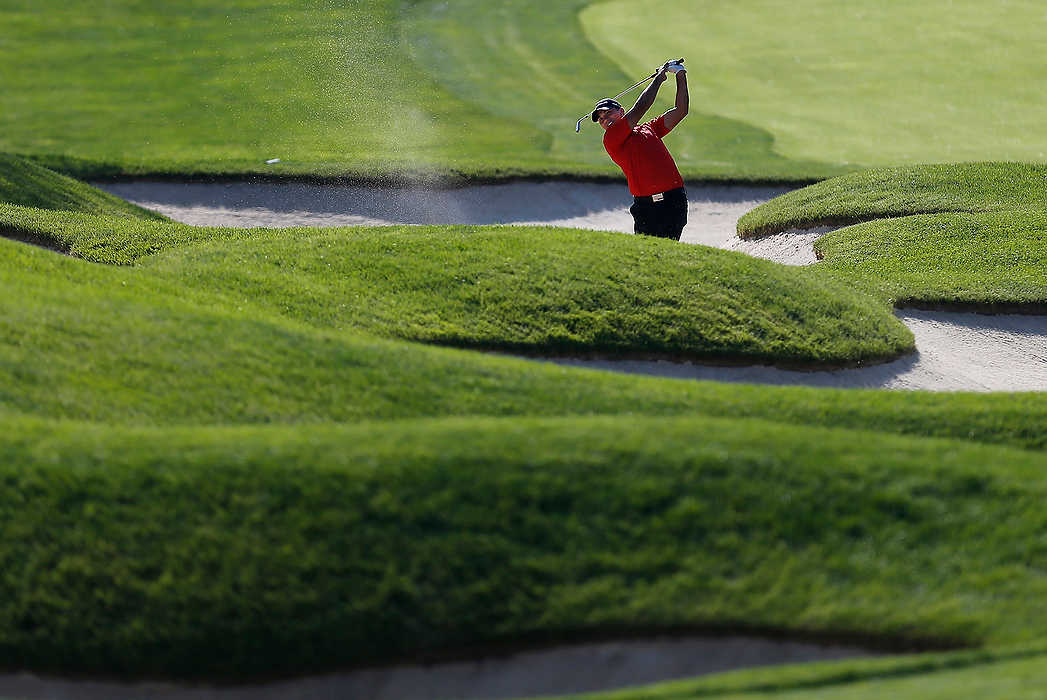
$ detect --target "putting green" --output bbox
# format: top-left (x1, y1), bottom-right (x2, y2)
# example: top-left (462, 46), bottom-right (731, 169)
top-left (581, 0), bottom-right (1047, 166)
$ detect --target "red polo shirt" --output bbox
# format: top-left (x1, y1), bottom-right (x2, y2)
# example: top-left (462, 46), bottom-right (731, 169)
top-left (603, 115), bottom-right (684, 197)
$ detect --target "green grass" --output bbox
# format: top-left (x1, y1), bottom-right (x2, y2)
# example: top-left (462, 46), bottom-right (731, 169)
top-left (738, 163), bottom-right (1047, 236)
top-left (0, 200), bottom-right (912, 366)
top-left (138, 224), bottom-right (912, 365)
top-left (735, 654), bottom-right (1047, 699)
top-left (551, 645), bottom-right (1047, 699)
top-left (3, 163), bottom-right (1047, 691)
top-left (0, 0), bottom-right (845, 181)
top-left (4, 413), bottom-right (1047, 679)
top-left (11, 0), bottom-right (1047, 181)
top-left (401, 0), bottom-right (845, 182)
top-left (754, 654), bottom-right (1047, 700)
top-left (0, 201), bottom-right (226, 262)
top-left (0, 153), bottom-right (164, 219)
top-left (582, 0), bottom-right (1047, 168)
top-left (4, 6), bottom-right (1047, 691)
top-left (738, 163), bottom-right (1047, 311)
top-left (0, 0), bottom-right (547, 180)
top-left (815, 212), bottom-right (1047, 312)
top-left (4, 231), bottom-right (1047, 449)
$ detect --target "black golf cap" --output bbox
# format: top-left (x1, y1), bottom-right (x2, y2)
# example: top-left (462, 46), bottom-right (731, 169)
top-left (591, 98), bottom-right (622, 121)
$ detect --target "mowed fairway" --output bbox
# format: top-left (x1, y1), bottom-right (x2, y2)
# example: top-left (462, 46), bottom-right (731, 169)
top-left (581, 0), bottom-right (1047, 166)
top-left (0, 0), bottom-right (547, 178)
top-left (6, 0), bottom-right (1047, 180)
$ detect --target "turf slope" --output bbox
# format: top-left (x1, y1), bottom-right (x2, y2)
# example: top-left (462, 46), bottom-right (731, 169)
top-left (3, 152), bottom-right (1047, 697)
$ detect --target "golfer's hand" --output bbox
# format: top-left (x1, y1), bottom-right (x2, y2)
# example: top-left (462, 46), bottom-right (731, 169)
top-left (665, 59), bottom-right (686, 74)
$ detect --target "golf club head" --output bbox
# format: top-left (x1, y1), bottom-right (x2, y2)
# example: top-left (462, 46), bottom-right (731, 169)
top-left (575, 116), bottom-right (584, 133)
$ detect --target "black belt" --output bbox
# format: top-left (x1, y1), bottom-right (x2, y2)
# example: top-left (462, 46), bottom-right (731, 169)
top-left (633, 187), bottom-right (685, 203)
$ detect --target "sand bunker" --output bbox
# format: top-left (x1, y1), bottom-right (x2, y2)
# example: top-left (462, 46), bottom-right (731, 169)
top-left (96, 180), bottom-right (1047, 392)
top-left (97, 180), bottom-right (793, 259)
top-left (552, 310), bottom-right (1047, 391)
top-left (0, 635), bottom-right (876, 700)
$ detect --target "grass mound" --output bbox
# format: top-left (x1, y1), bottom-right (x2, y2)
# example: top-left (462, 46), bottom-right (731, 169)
top-left (4, 413), bottom-right (1047, 679)
top-left (0, 200), bottom-right (912, 365)
top-left (816, 212), bottom-right (1047, 312)
top-left (0, 153), bottom-right (163, 220)
top-left (139, 224), bottom-right (912, 365)
top-left (738, 163), bottom-right (1047, 237)
top-left (3, 188), bottom-right (1047, 694)
top-left (736, 163), bottom-right (1047, 311)
top-left (6, 235), bottom-right (1047, 448)
top-left (1, 234), bottom-right (655, 425)
top-left (2, 1), bottom-right (1047, 693)
top-left (0, 202), bottom-right (218, 262)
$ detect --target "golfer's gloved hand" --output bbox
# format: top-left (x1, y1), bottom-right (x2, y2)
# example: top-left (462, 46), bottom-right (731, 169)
top-left (666, 59), bottom-right (685, 74)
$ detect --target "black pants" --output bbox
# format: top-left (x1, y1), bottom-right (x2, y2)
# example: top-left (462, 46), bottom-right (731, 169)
top-left (630, 187), bottom-right (687, 241)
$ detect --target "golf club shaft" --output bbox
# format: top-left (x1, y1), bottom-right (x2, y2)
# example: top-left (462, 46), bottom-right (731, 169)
top-left (612, 58), bottom-right (683, 101)
top-left (575, 59), bottom-right (684, 132)
top-left (574, 73), bottom-right (655, 132)
top-left (611, 71), bottom-right (658, 102)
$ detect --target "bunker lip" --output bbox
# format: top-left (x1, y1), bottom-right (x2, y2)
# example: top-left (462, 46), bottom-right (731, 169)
top-left (551, 309), bottom-right (1047, 392)
top-left (86, 170), bottom-right (822, 189)
top-left (736, 209), bottom-right (979, 239)
top-left (0, 628), bottom-right (962, 700)
top-left (492, 344), bottom-right (910, 372)
top-left (0, 225), bottom-right (71, 255)
top-left (896, 299), bottom-right (1047, 315)
top-left (92, 179), bottom-right (793, 256)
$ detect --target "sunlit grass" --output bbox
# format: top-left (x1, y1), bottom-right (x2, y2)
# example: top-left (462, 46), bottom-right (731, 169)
top-left (738, 163), bottom-right (1047, 311)
top-left (583, 0), bottom-right (1047, 167)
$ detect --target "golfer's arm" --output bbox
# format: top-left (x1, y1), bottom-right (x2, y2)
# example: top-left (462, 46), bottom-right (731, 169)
top-left (662, 72), bottom-right (689, 130)
top-left (625, 78), bottom-right (663, 128)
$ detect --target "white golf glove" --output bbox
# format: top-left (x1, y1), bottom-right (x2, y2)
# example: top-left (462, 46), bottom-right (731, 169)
top-left (666, 62), bottom-right (685, 74)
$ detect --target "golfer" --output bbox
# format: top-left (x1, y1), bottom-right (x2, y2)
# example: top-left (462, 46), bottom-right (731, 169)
top-left (592, 60), bottom-right (688, 240)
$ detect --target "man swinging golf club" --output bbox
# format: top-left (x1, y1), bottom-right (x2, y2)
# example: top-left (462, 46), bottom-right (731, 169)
top-left (591, 59), bottom-right (688, 240)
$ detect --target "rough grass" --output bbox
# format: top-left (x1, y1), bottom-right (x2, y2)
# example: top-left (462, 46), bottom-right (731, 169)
top-left (0, 153), bottom-right (164, 219)
top-left (3, 134), bottom-right (1047, 696)
top-left (0, 200), bottom-right (912, 366)
top-left (816, 212), bottom-right (1047, 312)
top-left (737, 163), bottom-right (1047, 311)
top-left (4, 234), bottom-right (1047, 449)
top-left (4, 413), bottom-right (1047, 679)
top-left (138, 224), bottom-right (912, 365)
top-left (0, 202), bottom-right (224, 261)
top-left (738, 163), bottom-right (1047, 237)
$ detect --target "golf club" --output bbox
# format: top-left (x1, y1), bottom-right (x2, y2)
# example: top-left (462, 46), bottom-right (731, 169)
top-left (575, 59), bottom-right (684, 132)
